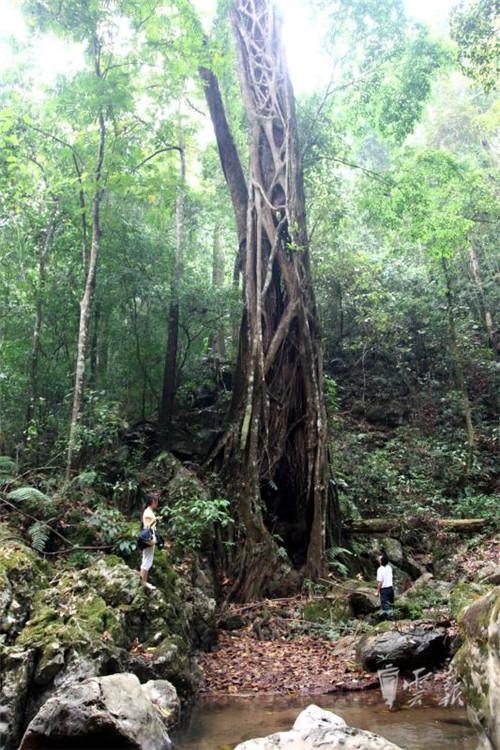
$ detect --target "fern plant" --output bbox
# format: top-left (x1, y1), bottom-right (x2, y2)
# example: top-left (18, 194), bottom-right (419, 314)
top-left (0, 456), bottom-right (16, 488)
top-left (7, 487), bottom-right (51, 504)
top-left (28, 521), bottom-right (50, 552)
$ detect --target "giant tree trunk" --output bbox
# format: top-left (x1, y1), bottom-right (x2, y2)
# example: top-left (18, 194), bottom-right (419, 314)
top-left (159, 131), bottom-right (186, 437)
top-left (203, 0), bottom-right (334, 600)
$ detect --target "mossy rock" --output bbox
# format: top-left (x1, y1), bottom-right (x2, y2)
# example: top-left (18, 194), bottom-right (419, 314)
top-left (449, 582), bottom-right (493, 621)
top-left (16, 555), bottom-right (191, 682)
top-left (0, 525), bottom-right (49, 642)
top-left (452, 587), bottom-right (499, 750)
top-left (301, 596), bottom-right (352, 623)
top-left (397, 576), bottom-right (452, 619)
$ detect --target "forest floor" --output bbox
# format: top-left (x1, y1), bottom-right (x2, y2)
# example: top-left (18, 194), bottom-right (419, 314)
top-left (196, 598), bottom-right (456, 700)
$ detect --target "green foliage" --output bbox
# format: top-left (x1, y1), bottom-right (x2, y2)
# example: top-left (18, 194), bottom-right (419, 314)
top-left (330, 423), bottom-right (498, 518)
top-left (0, 456), bottom-right (16, 487)
top-left (85, 504), bottom-right (136, 555)
top-left (7, 486), bottom-right (51, 505)
top-left (162, 494), bottom-right (232, 553)
top-left (28, 520), bottom-right (51, 552)
top-left (359, 27), bottom-right (452, 142)
top-left (450, 489), bottom-right (500, 523)
top-left (450, 0), bottom-right (499, 92)
top-left (326, 546), bottom-right (352, 577)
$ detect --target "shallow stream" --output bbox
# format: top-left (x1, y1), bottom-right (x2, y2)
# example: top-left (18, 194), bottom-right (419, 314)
top-left (172, 692), bottom-right (476, 750)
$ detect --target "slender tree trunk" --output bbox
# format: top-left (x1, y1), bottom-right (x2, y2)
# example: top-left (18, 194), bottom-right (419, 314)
top-left (26, 200), bottom-right (59, 428)
top-left (442, 258), bottom-right (475, 476)
top-left (159, 129), bottom-right (186, 437)
top-left (203, 0), bottom-right (334, 600)
top-left (469, 244), bottom-right (496, 351)
top-left (66, 107), bottom-right (106, 478)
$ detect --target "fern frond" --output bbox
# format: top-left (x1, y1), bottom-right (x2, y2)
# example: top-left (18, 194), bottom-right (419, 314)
top-left (7, 487), bottom-right (51, 504)
top-left (72, 470), bottom-right (97, 487)
top-left (28, 521), bottom-right (50, 552)
top-left (0, 456), bottom-right (16, 475)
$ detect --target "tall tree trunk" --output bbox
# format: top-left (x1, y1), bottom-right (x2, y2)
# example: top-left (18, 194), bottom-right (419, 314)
top-left (203, 0), bottom-right (334, 600)
top-left (442, 258), bottom-right (475, 477)
top-left (26, 200), bottom-right (59, 428)
top-left (469, 244), bottom-right (496, 351)
top-left (66, 108), bottom-right (106, 478)
top-left (208, 222), bottom-right (227, 360)
top-left (159, 130), bottom-right (186, 437)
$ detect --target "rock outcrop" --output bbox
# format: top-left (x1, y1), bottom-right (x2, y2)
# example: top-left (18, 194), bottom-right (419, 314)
top-left (19, 673), bottom-right (172, 750)
top-left (0, 548), bottom-right (214, 749)
top-left (0, 526), bottom-right (48, 643)
top-left (234, 704), bottom-right (404, 750)
top-left (356, 625), bottom-right (449, 671)
top-left (452, 586), bottom-right (500, 750)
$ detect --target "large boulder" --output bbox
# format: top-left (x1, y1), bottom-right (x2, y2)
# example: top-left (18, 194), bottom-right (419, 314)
top-left (452, 586), bottom-right (500, 750)
top-left (356, 626), bottom-right (449, 671)
top-left (19, 673), bottom-right (172, 750)
top-left (12, 555), bottom-right (196, 734)
top-left (234, 704), bottom-right (404, 750)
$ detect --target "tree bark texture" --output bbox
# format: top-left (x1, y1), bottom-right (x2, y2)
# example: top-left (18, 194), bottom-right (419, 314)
top-left (159, 130), bottom-right (186, 436)
top-left (204, 0), bottom-right (333, 599)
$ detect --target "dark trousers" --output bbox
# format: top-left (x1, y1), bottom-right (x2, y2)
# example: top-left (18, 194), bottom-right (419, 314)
top-left (380, 586), bottom-right (394, 613)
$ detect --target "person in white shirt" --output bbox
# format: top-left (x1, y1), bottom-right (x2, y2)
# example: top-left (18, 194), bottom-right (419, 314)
top-left (376, 552), bottom-right (394, 616)
top-left (139, 494), bottom-right (159, 585)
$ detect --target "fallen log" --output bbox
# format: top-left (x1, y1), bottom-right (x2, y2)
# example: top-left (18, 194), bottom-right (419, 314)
top-left (346, 518), bottom-right (488, 534)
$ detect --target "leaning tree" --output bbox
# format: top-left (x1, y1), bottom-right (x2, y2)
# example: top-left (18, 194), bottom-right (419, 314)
top-left (201, 0), bottom-right (337, 600)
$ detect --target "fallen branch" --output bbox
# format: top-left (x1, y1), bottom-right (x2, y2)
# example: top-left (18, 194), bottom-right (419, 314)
top-left (345, 517), bottom-right (488, 534)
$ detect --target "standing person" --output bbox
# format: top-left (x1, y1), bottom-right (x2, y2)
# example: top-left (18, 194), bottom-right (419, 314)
top-left (140, 494), bottom-right (159, 586)
top-left (376, 552), bottom-right (394, 617)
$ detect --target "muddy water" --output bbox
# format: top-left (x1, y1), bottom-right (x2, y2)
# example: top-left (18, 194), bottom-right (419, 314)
top-left (172, 692), bottom-right (476, 750)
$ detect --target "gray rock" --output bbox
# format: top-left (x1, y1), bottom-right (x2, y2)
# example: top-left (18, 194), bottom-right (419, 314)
top-left (356, 626), bottom-right (449, 671)
top-left (370, 538), bottom-right (404, 567)
top-left (292, 705), bottom-right (346, 731)
top-left (0, 646), bottom-right (35, 750)
top-left (141, 679), bottom-right (180, 728)
top-left (19, 673), bottom-right (171, 750)
top-left (348, 586), bottom-right (380, 615)
top-left (234, 704), bottom-right (404, 749)
top-left (477, 562), bottom-right (500, 587)
top-left (33, 640), bottom-right (65, 686)
top-left (453, 586), bottom-right (500, 750)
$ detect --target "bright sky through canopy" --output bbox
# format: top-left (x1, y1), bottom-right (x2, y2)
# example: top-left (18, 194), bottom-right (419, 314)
top-left (0, 0), bottom-right (456, 92)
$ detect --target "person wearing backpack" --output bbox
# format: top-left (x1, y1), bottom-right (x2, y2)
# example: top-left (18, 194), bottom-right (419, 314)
top-left (139, 494), bottom-right (159, 586)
